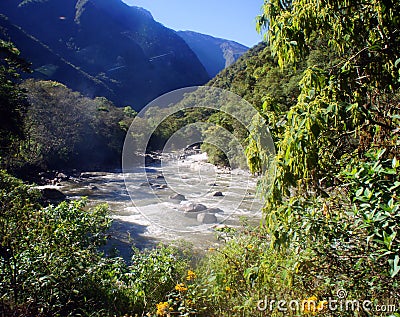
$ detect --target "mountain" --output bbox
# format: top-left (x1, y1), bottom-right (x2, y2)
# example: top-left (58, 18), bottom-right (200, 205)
top-left (0, 0), bottom-right (210, 110)
top-left (177, 31), bottom-right (249, 78)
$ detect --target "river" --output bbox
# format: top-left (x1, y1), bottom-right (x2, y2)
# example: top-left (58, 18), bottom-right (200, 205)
top-left (57, 152), bottom-right (264, 260)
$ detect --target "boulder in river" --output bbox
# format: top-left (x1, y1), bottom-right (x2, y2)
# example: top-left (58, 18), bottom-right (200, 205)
top-left (170, 193), bottom-right (186, 201)
top-left (182, 203), bottom-right (207, 212)
top-left (56, 172), bottom-right (69, 181)
top-left (213, 191), bottom-right (224, 197)
top-left (40, 187), bottom-right (66, 202)
top-left (197, 213), bottom-right (218, 224)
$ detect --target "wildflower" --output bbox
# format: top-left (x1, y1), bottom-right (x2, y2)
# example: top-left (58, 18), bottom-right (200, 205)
top-left (175, 283), bottom-right (188, 292)
top-left (247, 244), bottom-right (254, 250)
top-left (156, 302), bottom-right (171, 316)
top-left (302, 296), bottom-right (319, 315)
top-left (186, 270), bottom-right (196, 281)
top-left (225, 286), bottom-right (232, 292)
top-left (208, 247), bottom-right (216, 252)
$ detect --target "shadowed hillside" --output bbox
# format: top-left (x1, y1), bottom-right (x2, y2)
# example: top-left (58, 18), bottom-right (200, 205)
top-left (0, 0), bottom-right (210, 109)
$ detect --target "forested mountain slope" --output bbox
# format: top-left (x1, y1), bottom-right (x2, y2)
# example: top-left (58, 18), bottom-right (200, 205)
top-left (0, 0), bottom-right (210, 109)
top-left (177, 31), bottom-right (248, 77)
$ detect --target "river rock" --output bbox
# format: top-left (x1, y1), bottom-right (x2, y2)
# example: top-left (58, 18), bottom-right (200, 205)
top-left (80, 172), bottom-right (108, 178)
top-left (208, 183), bottom-right (218, 187)
top-left (88, 184), bottom-right (99, 190)
top-left (213, 191), bottom-right (223, 197)
top-left (145, 154), bottom-right (156, 164)
top-left (155, 174), bottom-right (164, 179)
top-left (170, 193), bottom-right (186, 201)
top-left (56, 172), bottom-right (69, 181)
top-left (145, 153), bottom-right (161, 165)
top-left (206, 208), bottom-right (223, 214)
top-left (182, 203), bottom-right (207, 213)
top-left (152, 184), bottom-right (164, 190)
top-left (41, 188), bottom-right (66, 201)
top-left (197, 213), bottom-right (218, 224)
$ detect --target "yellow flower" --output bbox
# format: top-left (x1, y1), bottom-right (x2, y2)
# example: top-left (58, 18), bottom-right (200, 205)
top-left (247, 244), bottom-right (254, 250)
top-left (186, 270), bottom-right (196, 281)
top-left (208, 247), bottom-right (216, 252)
top-left (175, 283), bottom-right (188, 292)
top-left (302, 296), bottom-right (326, 315)
top-left (156, 302), bottom-right (171, 316)
top-left (225, 286), bottom-right (232, 292)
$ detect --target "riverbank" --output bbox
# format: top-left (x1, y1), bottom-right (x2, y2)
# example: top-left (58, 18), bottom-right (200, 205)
top-left (36, 151), bottom-right (263, 261)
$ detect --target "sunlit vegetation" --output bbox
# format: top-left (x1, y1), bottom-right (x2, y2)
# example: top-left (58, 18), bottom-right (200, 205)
top-left (1, 0), bottom-right (400, 316)
top-left (18, 79), bottom-right (136, 172)
top-left (0, 170), bottom-right (192, 316)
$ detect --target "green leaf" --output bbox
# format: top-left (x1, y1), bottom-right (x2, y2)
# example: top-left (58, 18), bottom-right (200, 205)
top-left (355, 188), bottom-right (364, 197)
top-left (390, 182), bottom-right (400, 191)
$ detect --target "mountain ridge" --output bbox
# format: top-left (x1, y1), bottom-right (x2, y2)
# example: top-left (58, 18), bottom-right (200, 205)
top-left (0, 0), bottom-right (210, 109)
top-left (177, 30), bottom-right (249, 78)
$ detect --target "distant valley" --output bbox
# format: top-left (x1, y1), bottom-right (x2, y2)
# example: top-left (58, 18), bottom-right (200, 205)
top-left (177, 31), bottom-right (248, 78)
top-left (0, 0), bottom-right (249, 109)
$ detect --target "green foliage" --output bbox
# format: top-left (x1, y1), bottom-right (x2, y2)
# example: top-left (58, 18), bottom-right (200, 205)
top-left (0, 170), bottom-right (112, 315)
top-left (236, 0), bottom-right (400, 314)
top-left (191, 231), bottom-right (300, 316)
top-left (128, 245), bottom-right (191, 313)
top-left (123, 105), bottom-right (137, 118)
top-left (343, 149), bottom-right (400, 278)
top-left (19, 80), bottom-right (134, 171)
top-left (0, 170), bottom-right (192, 316)
top-left (255, 0), bottom-right (400, 262)
top-left (0, 40), bottom-right (30, 169)
top-left (1, 1), bottom-right (400, 316)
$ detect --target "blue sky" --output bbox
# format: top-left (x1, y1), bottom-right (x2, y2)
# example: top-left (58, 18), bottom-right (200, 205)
top-left (121, 0), bottom-right (265, 47)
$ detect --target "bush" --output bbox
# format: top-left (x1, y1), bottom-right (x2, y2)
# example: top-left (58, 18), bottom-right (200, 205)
top-left (0, 170), bottom-right (193, 316)
top-left (0, 170), bottom-right (113, 316)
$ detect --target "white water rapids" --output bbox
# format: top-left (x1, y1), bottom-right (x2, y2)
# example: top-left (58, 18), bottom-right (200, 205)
top-left (57, 153), bottom-right (264, 260)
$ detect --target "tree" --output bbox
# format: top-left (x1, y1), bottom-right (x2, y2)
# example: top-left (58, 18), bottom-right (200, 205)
top-left (250, 0), bottom-right (400, 301)
top-left (20, 80), bottom-right (133, 171)
top-left (0, 39), bottom-right (30, 169)
top-left (256, 0), bottom-right (400, 205)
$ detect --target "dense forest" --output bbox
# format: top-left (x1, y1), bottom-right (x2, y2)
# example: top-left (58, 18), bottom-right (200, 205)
top-left (1, 0), bottom-right (400, 316)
